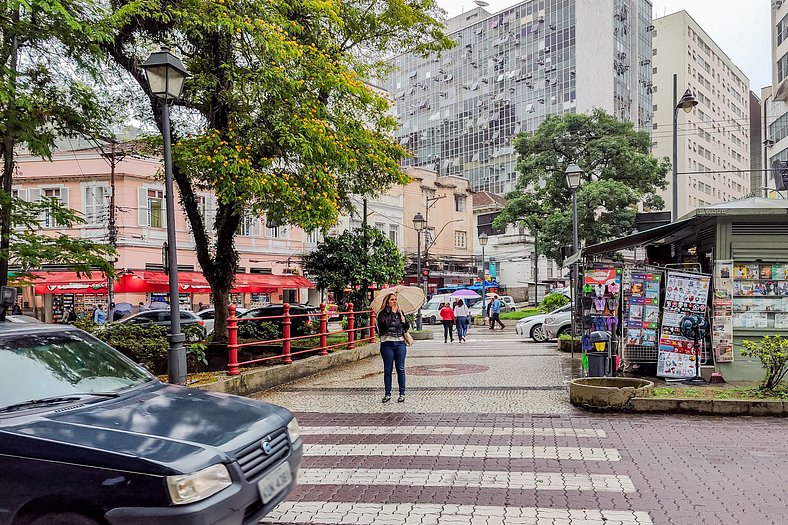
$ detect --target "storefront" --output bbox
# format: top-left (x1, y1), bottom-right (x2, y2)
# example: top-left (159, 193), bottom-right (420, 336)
top-left (577, 197), bottom-right (788, 382)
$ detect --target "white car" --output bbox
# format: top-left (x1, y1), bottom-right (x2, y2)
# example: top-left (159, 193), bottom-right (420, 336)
top-left (196, 307), bottom-right (247, 334)
top-left (468, 295), bottom-right (516, 319)
top-left (515, 313), bottom-right (549, 342)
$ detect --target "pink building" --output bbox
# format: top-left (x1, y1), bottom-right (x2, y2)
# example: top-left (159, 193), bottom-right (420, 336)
top-left (14, 148), bottom-right (314, 322)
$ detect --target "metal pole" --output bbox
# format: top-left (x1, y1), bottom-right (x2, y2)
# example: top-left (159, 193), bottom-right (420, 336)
top-left (533, 230), bottom-right (539, 307)
top-left (763, 94), bottom-right (770, 197)
top-left (416, 230), bottom-right (422, 330)
top-left (672, 73), bottom-right (679, 221)
top-left (571, 188), bottom-right (579, 361)
top-left (481, 244), bottom-right (486, 323)
top-left (107, 141), bottom-right (117, 310)
top-left (161, 102), bottom-right (186, 385)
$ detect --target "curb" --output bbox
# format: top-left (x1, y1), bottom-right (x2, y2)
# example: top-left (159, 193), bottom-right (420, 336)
top-left (629, 397), bottom-right (788, 417)
top-left (196, 343), bottom-right (380, 397)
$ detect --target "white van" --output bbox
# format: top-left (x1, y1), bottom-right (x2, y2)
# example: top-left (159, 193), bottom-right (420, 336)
top-left (420, 294), bottom-right (480, 324)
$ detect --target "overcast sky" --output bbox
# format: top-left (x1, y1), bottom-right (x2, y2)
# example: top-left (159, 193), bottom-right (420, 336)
top-left (436, 0), bottom-right (772, 92)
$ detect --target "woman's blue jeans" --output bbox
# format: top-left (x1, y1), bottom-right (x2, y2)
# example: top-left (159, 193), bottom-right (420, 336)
top-left (455, 316), bottom-right (467, 339)
top-left (380, 340), bottom-right (407, 396)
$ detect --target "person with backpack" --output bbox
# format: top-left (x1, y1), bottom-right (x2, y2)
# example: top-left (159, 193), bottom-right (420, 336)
top-left (489, 295), bottom-right (505, 330)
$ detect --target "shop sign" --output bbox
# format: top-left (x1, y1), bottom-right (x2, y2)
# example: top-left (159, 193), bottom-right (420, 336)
top-left (657, 270), bottom-right (711, 378)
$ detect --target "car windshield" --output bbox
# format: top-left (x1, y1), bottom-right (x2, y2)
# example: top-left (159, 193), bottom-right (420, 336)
top-left (0, 330), bottom-right (153, 409)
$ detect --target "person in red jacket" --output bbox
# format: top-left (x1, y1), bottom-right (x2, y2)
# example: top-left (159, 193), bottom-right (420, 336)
top-left (439, 302), bottom-right (455, 343)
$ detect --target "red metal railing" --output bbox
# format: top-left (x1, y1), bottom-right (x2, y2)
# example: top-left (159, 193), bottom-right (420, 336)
top-left (227, 303), bottom-right (376, 375)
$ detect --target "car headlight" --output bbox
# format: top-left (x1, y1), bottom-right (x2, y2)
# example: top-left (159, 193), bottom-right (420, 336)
top-left (166, 464), bottom-right (232, 505)
top-left (287, 417), bottom-right (301, 443)
top-left (545, 317), bottom-right (555, 324)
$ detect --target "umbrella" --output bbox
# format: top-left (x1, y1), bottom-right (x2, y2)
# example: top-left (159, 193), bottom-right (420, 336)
top-left (451, 289), bottom-right (480, 299)
top-left (370, 285), bottom-right (426, 314)
top-left (486, 292), bottom-right (499, 298)
top-left (114, 302), bottom-right (133, 314)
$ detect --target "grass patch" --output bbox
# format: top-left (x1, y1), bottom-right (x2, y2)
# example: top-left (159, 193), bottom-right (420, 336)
top-left (500, 308), bottom-right (540, 320)
top-left (651, 385), bottom-right (788, 400)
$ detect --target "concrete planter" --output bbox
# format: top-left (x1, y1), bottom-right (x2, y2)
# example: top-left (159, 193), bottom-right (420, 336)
top-left (557, 339), bottom-right (581, 352)
top-left (411, 330), bottom-right (433, 340)
top-left (630, 397), bottom-right (788, 417)
top-left (569, 377), bottom-right (654, 409)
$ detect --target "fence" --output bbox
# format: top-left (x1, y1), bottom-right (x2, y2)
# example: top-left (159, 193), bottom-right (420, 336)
top-left (227, 303), bottom-right (375, 375)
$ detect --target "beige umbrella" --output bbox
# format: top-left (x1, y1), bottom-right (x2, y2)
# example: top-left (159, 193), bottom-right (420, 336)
top-left (370, 286), bottom-right (426, 315)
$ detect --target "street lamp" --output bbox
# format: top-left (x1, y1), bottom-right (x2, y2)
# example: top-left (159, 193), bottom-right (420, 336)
top-left (672, 76), bottom-right (698, 221)
top-left (565, 163), bottom-right (583, 360)
top-left (141, 47), bottom-right (190, 385)
top-left (413, 212), bottom-right (426, 330)
top-left (479, 232), bottom-right (488, 323)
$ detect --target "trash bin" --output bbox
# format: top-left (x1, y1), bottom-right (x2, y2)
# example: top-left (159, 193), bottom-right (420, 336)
top-left (587, 331), bottom-right (611, 377)
top-left (587, 351), bottom-right (608, 377)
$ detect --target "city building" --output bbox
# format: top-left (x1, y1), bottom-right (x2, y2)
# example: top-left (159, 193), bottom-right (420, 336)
top-left (651, 10), bottom-right (751, 217)
top-left (750, 90), bottom-right (763, 196)
top-left (13, 149), bottom-right (314, 322)
top-left (765, 1), bottom-right (788, 192)
top-left (382, 0), bottom-right (654, 194)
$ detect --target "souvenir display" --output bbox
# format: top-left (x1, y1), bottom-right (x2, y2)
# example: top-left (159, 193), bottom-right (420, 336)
top-left (731, 261), bottom-right (788, 330)
top-left (580, 267), bottom-right (622, 369)
top-left (623, 271), bottom-right (661, 347)
top-left (657, 270), bottom-right (711, 378)
top-left (712, 260), bottom-right (734, 363)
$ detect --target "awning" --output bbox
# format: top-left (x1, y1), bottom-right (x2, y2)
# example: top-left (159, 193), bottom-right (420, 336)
top-left (234, 273), bottom-right (315, 291)
top-left (582, 217), bottom-right (697, 257)
top-left (28, 271), bottom-right (109, 295)
top-left (116, 272), bottom-right (214, 294)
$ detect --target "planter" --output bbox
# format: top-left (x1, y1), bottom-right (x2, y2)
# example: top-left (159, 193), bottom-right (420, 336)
top-left (557, 339), bottom-right (582, 352)
top-left (569, 377), bottom-right (654, 409)
top-left (411, 330), bottom-right (433, 340)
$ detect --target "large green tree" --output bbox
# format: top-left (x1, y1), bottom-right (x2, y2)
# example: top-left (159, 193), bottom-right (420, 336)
top-left (302, 226), bottom-right (405, 308)
top-left (103, 0), bottom-right (452, 339)
top-left (494, 109), bottom-right (669, 262)
top-left (0, 0), bottom-right (117, 316)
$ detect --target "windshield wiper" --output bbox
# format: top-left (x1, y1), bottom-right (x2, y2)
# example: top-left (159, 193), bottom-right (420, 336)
top-left (0, 392), bottom-right (121, 413)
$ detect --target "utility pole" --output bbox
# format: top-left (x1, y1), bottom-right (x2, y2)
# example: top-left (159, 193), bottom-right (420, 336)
top-left (94, 138), bottom-right (125, 309)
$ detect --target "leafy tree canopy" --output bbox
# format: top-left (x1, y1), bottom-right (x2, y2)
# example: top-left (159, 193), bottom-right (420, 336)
top-left (302, 226), bottom-right (405, 306)
top-left (494, 109), bottom-right (669, 262)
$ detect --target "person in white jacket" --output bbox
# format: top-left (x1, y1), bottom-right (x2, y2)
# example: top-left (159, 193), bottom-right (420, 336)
top-left (453, 299), bottom-right (470, 342)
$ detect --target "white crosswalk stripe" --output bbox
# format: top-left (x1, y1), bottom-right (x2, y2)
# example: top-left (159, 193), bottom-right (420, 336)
top-left (302, 425), bottom-right (606, 438)
top-left (298, 468), bottom-right (636, 493)
top-left (263, 501), bottom-right (654, 525)
top-left (303, 443), bottom-right (621, 461)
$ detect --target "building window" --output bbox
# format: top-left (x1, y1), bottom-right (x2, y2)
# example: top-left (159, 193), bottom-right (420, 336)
top-left (455, 194), bottom-right (466, 212)
top-left (237, 215), bottom-right (259, 236)
top-left (454, 230), bottom-right (467, 249)
top-left (84, 185), bottom-right (108, 225)
top-left (388, 224), bottom-right (399, 245)
top-left (147, 189), bottom-right (164, 228)
top-left (306, 229), bottom-right (321, 244)
top-left (375, 222), bottom-right (386, 233)
top-left (267, 223), bottom-right (288, 239)
top-left (40, 187), bottom-right (67, 228)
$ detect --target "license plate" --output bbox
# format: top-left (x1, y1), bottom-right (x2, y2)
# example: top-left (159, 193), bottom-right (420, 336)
top-left (258, 462), bottom-right (293, 504)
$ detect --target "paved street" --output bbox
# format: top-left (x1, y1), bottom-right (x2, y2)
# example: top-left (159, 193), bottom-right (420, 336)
top-left (254, 323), bottom-right (788, 525)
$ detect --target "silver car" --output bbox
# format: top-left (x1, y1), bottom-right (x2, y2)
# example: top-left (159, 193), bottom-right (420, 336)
top-left (515, 313), bottom-right (548, 342)
top-left (542, 303), bottom-right (575, 339)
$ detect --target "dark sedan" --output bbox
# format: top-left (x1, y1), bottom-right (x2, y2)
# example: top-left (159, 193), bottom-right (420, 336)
top-left (117, 309), bottom-right (207, 339)
top-left (238, 304), bottom-right (320, 336)
top-left (0, 324), bottom-right (302, 525)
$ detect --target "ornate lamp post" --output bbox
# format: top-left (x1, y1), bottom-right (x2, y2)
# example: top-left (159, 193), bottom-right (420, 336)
top-left (672, 78), bottom-right (698, 220)
top-left (413, 212), bottom-right (426, 330)
top-left (565, 163), bottom-right (583, 360)
top-left (140, 47), bottom-right (190, 385)
top-left (479, 232), bottom-right (488, 322)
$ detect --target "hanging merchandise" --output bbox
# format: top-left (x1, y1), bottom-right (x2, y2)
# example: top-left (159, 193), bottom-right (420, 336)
top-left (657, 270), bottom-right (712, 378)
top-left (580, 266), bottom-right (622, 377)
top-left (712, 260), bottom-right (734, 363)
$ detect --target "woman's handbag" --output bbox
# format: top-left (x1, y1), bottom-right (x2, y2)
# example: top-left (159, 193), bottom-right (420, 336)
top-left (403, 331), bottom-right (414, 346)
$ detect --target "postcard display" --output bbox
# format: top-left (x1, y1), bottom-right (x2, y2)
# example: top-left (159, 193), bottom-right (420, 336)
top-left (732, 263), bottom-right (788, 331)
top-left (622, 269), bottom-right (662, 362)
top-left (581, 267), bottom-right (623, 359)
top-left (657, 270), bottom-right (712, 378)
top-left (712, 260), bottom-right (734, 363)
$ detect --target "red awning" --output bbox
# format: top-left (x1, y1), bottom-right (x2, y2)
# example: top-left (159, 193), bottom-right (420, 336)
top-left (234, 273), bottom-right (314, 292)
top-left (116, 272), bottom-right (213, 294)
top-left (29, 271), bottom-right (109, 295)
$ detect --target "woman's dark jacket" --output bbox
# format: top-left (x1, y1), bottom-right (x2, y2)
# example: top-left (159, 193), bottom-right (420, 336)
top-left (377, 308), bottom-right (410, 338)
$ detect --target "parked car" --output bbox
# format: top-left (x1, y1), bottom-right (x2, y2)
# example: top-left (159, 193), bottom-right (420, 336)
top-left (468, 295), bottom-right (516, 320)
top-left (0, 323), bottom-right (303, 525)
top-left (238, 304), bottom-right (320, 335)
top-left (543, 303), bottom-right (575, 339)
top-left (516, 303), bottom-right (573, 342)
top-left (3, 315), bottom-right (42, 324)
top-left (197, 307), bottom-right (247, 334)
top-left (117, 309), bottom-right (207, 339)
top-left (419, 295), bottom-right (479, 325)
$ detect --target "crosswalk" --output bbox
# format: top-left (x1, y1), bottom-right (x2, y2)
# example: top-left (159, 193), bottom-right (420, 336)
top-left (263, 420), bottom-right (653, 525)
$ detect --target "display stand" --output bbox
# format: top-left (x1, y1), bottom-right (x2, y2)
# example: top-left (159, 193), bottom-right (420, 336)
top-left (580, 267), bottom-right (622, 377)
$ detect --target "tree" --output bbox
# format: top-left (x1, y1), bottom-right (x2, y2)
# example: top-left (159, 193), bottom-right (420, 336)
top-left (0, 0), bottom-right (117, 316)
top-left (494, 109), bottom-right (669, 262)
top-left (302, 226), bottom-right (405, 308)
top-left (103, 0), bottom-right (452, 340)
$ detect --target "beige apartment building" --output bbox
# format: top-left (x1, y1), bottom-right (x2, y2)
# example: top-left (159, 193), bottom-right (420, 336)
top-left (652, 11), bottom-right (750, 217)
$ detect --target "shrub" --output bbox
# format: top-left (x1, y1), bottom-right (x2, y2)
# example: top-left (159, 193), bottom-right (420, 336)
top-left (540, 292), bottom-right (570, 313)
top-left (741, 336), bottom-right (788, 390)
top-left (238, 321), bottom-right (280, 342)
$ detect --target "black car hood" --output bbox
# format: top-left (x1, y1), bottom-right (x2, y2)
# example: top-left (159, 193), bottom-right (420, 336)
top-left (0, 383), bottom-right (290, 475)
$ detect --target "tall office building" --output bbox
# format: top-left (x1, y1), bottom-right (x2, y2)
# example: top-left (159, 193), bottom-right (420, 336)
top-left (383, 0), bottom-right (654, 194)
top-left (651, 11), bottom-right (750, 217)
top-left (766, 0), bottom-right (788, 191)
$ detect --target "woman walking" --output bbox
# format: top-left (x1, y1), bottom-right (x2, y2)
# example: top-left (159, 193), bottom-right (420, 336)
top-left (453, 298), bottom-right (469, 342)
top-left (439, 302), bottom-right (455, 343)
top-left (377, 294), bottom-right (409, 403)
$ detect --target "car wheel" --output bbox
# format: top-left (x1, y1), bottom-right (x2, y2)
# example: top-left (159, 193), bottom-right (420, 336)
top-left (30, 513), bottom-right (101, 525)
top-left (557, 326), bottom-right (576, 338)
top-left (530, 324), bottom-right (548, 343)
top-left (428, 316), bottom-right (436, 325)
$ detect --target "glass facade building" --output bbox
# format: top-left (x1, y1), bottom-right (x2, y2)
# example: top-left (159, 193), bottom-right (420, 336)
top-left (383, 0), bottom-right (653, 194)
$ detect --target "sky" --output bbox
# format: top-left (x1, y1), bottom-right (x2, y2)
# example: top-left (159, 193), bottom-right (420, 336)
top-left (436, 0), bottom-right (772, 92)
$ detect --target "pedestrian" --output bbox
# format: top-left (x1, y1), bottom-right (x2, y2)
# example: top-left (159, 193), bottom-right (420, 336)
top-left (439, 302), bottom-right (455, 343)
top-left (490, 294), bottom-right (505, 330)
top-left (93, 304), bottom-right (107, 325)
top-left (486, 299), bottom-right (494, 329)
top-left (453, 298), bottom-right (469, 342)
top-left (138, 301), bottom-right (149, 312)
top-left (198, 301), bottom-right (205, 312)
top-left (67, 307), bottom-right (77, 323)
top-left (111, 302), bottom-right (124, 322)
top-left (60, 307), bottom-right (71, 324)
top-left (376, 294), bottom-right (409, 403)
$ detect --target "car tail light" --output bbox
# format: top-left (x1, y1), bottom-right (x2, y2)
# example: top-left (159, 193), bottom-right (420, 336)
top-left (198, 320), bottom-right (205, 326)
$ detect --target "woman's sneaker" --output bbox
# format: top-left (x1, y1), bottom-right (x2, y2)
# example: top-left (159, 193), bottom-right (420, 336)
top-left (382, 395), bottom-right (391, 403)
top-left (397, 395), bottom-right (405, 403)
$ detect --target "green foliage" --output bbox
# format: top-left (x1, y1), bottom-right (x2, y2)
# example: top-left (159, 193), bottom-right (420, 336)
top-left (500, 308), bottom-right (540, 320)
top-left (741, 336), bottom-right (788, 390)
top-left (238, 321), bottom-right (280, 343)
top-left (303, 226), bottom-right (405, 307)
top-left (557, 333), bottom-right (573, 341)
top-left (494, 109), bottom-right (670, 262)
top-left (540, 293), bottom-right (570, 313)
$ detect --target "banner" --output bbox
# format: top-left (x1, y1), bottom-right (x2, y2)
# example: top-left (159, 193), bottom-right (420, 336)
top-left (624, 271), bottom-right (661, 347)
top-left (657, 270), bottom-right (711, 378)
top-left (712, 260), bottom-right (734, 363)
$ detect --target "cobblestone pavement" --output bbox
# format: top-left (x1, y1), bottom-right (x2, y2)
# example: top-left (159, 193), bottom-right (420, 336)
top-left (254, 323), bottom-right (788, 525)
